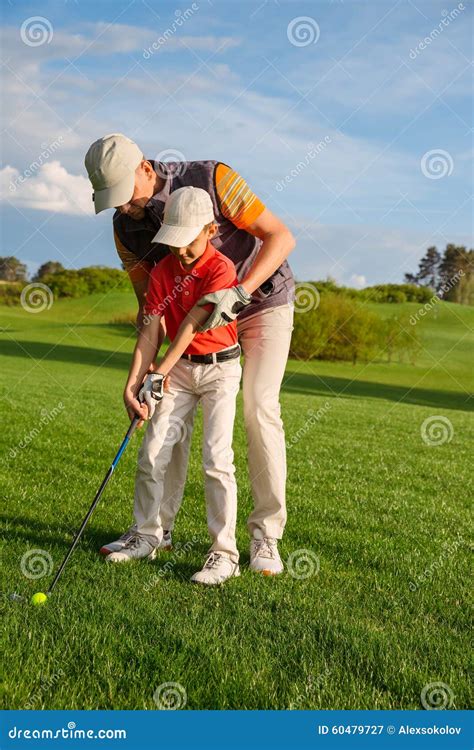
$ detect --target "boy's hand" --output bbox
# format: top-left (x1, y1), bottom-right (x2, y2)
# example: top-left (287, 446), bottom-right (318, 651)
top-left (124, 388), bottom-right (147, 428)
top-left (149, 362), bottom-right (171, 391)
top-left (197, 285), bottom-right (251, 331)
top-left (138, 373), bottom-right (165, 420)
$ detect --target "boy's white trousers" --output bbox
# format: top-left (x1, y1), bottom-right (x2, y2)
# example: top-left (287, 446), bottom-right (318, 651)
top-left (134, 357), bottom-right (241, 562)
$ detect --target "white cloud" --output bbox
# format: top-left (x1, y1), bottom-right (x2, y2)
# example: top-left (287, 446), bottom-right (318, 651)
top-left (350, 274), bottom-right (367, 289)
top-left (0, 22), bottom-right (240, 63)
top-left (1, 161), bottom-right (93, 216)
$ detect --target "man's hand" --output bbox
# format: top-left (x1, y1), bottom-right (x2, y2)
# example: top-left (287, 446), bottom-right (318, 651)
top-left (123, 387), bottom-right (148, 428)
top-left (138, 372), bottom-right (165, 420)
top-left (196, 285), bottom-right (251, 331)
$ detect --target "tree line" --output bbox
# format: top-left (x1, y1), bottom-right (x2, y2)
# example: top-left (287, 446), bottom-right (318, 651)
top-left (404, 244), bottom-right (473, 305)
top-left (1, 243), bottom-right (472, 308)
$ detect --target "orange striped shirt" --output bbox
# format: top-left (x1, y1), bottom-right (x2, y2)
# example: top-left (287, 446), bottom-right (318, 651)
top-left (215, 163), bottom-right (265, 229)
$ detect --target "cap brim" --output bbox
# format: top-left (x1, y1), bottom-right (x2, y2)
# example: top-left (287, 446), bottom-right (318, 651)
top-left (152, 223), bottom-right (203, 247)
top-left (93, 172), bottom-right (135, 214)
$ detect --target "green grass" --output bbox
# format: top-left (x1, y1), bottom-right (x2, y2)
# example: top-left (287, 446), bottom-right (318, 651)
top-left (0, 293), bottom-right (472, 710)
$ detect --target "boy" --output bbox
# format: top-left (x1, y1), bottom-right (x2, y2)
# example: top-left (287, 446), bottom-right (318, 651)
top-left (105, 187), bottom-right (244, 585)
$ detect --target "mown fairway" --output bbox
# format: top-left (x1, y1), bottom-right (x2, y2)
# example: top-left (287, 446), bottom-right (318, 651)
top-left (0, 293), bottom-right (472, 710)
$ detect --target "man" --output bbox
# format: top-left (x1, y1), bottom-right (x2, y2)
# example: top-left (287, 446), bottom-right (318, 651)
top-left (84, 133), bottom-right (295, 575)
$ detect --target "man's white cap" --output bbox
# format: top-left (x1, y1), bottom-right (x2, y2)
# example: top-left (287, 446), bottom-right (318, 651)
top-left (152, 187), bottom-right (215, 247)
top-left (84, 133), bottom-right (143, 214)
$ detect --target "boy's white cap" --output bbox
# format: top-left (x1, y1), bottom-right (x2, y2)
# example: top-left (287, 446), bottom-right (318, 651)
top-left (84, 133), bottom-right (143, 214)
top-left (152, 186), bottom-right (215, 247)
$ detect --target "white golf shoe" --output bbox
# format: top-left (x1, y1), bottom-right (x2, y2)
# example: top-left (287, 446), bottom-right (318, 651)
top-left (250, 537), bottom-right (284, 575)
top-left (105, 533), bottom-right (158, 563)
top-left (100, 526), bottom-right (172, 556)
top-left (191, 552), bottom-right (240, 586)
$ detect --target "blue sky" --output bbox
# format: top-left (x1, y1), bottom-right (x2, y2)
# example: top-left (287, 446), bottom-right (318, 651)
top-left (1, 0), bottom-right (472, 286)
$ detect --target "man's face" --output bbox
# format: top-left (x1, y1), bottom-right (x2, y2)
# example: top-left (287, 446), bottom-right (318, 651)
top-left (169, 224), bottom-right (216, 268)
top-left (116, 161), bottom-right (156, 220)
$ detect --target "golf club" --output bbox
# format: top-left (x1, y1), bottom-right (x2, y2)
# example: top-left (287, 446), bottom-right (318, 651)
top-left (11, 415), bottom-right (140, 604)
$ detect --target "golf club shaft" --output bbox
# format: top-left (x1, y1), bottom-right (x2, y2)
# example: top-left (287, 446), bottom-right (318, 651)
top-left (47, 416), bottom-right (140, 594)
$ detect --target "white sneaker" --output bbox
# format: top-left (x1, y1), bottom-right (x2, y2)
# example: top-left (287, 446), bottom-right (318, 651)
top-left (250, 537), bottom-right (283, 575)
top-left (105, 533), bottom-right (157, 563)
top-left (191, 552), bottom-right (240, 586)
top-left (100, 526), bottom-right (172, 556)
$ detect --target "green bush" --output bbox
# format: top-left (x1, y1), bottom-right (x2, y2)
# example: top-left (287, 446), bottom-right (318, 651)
top-left (0, 266), bottom-right (131, 305)
top-left (41, 266), bottom-right (130, 299)
top-left (77, 267), bottom-right (130, 294)
top-left (0, 281), bottom-right (22, 306)
top-left (291, 291), bottom-right (381, 363)
top-left (358, 283), bottom-right (433, 303)
top-left (290, 288), bottom-right (420, 364)
top-left (307, 279), bottom-right (359, 299)
top-left (309, 280), bottom-right (434, 304)
top-left (41, 271), bottom-right (89, 298)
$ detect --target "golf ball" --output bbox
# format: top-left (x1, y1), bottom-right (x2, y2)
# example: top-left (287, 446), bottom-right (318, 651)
top-left (31, 592), bottom-right (48, 606)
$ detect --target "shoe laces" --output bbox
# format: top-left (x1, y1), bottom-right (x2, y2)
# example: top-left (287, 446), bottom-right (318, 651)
top-left (203, 552), bottom-right (223, 570)
top-left (120, 524), bottom-right (137, 542)
top-left (254, 537), bottom-right (277, 559)
top-left (123, 534), bottom-right (144, 550)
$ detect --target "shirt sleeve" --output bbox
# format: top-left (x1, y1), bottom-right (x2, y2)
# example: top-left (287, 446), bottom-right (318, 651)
top-left (114, 231), bottom-right (152, 284)
top-left (142, 268), bottom-right (164, 316)
top-left (200, 256), bottom-right (238, 314)
top-left (215, 163), bottom-right (265, 229)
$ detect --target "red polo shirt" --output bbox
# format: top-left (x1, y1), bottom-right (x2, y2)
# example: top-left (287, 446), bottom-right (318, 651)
top-left (143, 242), bottom-right (238, 355)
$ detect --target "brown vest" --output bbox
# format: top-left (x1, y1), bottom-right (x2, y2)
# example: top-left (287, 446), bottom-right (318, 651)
top-left (113, 160), bottom-right (295, 319)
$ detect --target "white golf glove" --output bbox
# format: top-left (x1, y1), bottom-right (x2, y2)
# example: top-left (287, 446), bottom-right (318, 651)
top-left (138, 373), bottom-right (165, 419)
top-left (197, 285), bottom-right (252, 331)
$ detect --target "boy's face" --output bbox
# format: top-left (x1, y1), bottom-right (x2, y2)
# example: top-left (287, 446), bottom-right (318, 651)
top-left (169, 223), bottom-right (217, 268)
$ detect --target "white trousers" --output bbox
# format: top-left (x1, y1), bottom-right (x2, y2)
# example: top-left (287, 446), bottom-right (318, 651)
top-left (134, 357), bottom-right (241, 562)
top-left (154, 304), bottom-right (294, 540)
